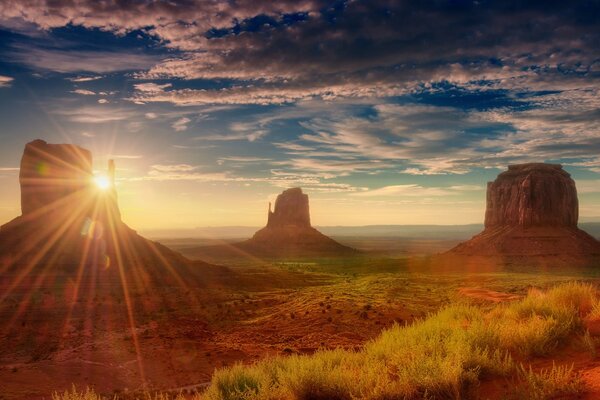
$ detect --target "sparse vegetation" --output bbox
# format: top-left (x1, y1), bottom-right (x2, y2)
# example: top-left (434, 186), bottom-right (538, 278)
top-left (200, 281), bottom-right (594, 399)
top-left (54, 282), bottom-right (598, 400)
top-left (516, 362), bottom-right (583, 400)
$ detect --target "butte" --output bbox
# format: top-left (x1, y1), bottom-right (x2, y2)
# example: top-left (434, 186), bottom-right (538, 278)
top-left (446, 163), bottom-right (600, 263)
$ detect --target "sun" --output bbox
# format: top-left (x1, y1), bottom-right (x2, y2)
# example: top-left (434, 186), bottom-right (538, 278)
top-left (94, 175), bottom-right (111, 190)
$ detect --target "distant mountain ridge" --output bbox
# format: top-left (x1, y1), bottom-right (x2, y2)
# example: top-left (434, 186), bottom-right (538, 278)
top-left (144, 223), bottom-right (600, 240)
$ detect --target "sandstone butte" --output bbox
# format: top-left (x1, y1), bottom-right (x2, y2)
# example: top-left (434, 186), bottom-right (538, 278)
top-left (239, 187), bottom-right (356, 256)
top-left (448, 163), bottom-right (600, 258)
top-left (0, 139), bottom-right (190, 270)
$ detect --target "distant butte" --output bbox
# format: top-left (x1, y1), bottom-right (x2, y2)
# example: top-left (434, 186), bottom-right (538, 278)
top-left (447, 163), bottom-right (600, 260)
top-left (187, 187), bottom-right (357, 259)
top-left (240, 188), bottom-right (356, 256)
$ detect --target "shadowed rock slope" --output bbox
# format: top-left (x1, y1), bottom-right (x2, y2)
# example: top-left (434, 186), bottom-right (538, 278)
top-left (447, 163), bottom-right (600, 259)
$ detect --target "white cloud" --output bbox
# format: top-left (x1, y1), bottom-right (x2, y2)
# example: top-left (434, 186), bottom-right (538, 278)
top-left (134, 82), bottom-right (172, 93)
top-left (97, 98), bottom-right (109, 104)
top-left (353, 184), bottom-right (481, 197)
top-left (71, 88), bottom-right (96, 95)
top-left (67, 75), bottom-right (103, 82)
top-left (54, 106), bottom-right (136, 123)
top-left (172, 117), bottom-right (191, 132)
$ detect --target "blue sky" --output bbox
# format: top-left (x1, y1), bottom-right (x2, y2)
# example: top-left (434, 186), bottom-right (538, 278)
top-left (0, 0), bottom-right (599, 228)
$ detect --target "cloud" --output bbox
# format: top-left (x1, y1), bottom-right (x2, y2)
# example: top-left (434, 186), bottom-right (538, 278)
top-left (71, 88), bottom-right (96, 95)
top-left (97, 98), bottom-right (109, 104)
top-left (66, 75), bottom-right (103, 82)
top-left (2, 1), bottom-right (599, 106)
top-left (218, 156), bottom-right (271, 163)
top-left (135, 163), bottom-right (365, 193)
top-left (172, 117), bottom-right (191, 132)
top-left (353, 184), bottom-right (468, 197)
top-left (54, 106), bottom-right (136, 123)
top-left (0, 75), bottom-right (13, 87)
top-left (145, 112), bottom-right (157, 119)
top-left (107, 154), bottom-right (142, 160)
top-left (194, 131), bottom-right (268, 142)
top-left (134, 82), bottom-right (172, 93)
top-left (151, 164), bottom-right (197, 173)
top-left (10, 44), bottom-right (162, 73)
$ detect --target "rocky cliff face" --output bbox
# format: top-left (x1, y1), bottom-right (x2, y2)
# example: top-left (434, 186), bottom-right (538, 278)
top-left (484, 163), bottom-right (578, 228)
top-left (448, 163), bottom-right (600, 259)
top-left (20, 139), bottom-right (94, 216)
top-left (267, 188), bottom-right (311, 228)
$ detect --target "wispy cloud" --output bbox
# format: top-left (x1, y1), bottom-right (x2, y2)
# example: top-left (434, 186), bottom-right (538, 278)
top-left (353, 183), bottom-right (484, 197)
top-left (71, 88), bottom-right (96, 95)
top-left (108, 154), bottom-right (143, 160)
top-left (54, 105), bottom-right (136, 123)
top-left (66, 75), bottom-right (103, 82)
top-left (0, 75), bottom-right (13, 87)
top-left (172, 117), bottom-right (191, 132)
top-left (10, 44), bottom-right (162, 73)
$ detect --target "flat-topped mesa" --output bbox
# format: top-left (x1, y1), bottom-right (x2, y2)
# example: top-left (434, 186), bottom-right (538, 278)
top-left (20, 139), bottom-right (94, 215)
top-left (447, 162), bottom-right (600, 259)
top-left (484, 163), bottom-right (578, 229)
top-left (266, 187), bottom-right (311, 228)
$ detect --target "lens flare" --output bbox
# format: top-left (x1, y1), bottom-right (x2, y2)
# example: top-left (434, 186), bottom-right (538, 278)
top-left (94, 175), bottom-right (110, 190)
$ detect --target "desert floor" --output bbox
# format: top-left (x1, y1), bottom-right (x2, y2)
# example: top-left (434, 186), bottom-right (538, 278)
top-left (2, 237), bottom-right (600, 399)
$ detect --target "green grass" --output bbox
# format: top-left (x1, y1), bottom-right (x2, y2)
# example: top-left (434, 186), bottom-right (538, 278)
top-left (54, 281), bottom-right (596, 400)
top-left (201, 281), bottom-right (593, 400)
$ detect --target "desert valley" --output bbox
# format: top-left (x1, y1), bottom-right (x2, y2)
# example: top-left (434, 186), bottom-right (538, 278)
top-left (2, 140), bottom-right (600, 399)
top-left (0, 1), bottom-right (599, 399)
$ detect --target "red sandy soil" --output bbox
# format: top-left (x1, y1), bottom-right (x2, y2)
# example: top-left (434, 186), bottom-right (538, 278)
top-left (458, 287), bottom-right (523, 303)
top-left (1, 259), bottom-right (597, 400)
top-left (0, 262), bottom-right (414, 399)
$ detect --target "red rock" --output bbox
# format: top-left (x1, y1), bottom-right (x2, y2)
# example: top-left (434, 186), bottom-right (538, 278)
top-left (267, 188), bottom-right (311, 228)
top-left (484, 163), bottom-right (578, 228)
top-left (241, 188), bottom-right (356, 256)
top-left (448, 163), bottom-right (600, 259)
top-left (0, 140), bottom-right (188, 269)
top-left (19, 139), bottom-right (94, 216)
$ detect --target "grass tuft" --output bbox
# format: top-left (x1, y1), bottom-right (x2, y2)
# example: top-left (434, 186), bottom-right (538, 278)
top-left (517, 362), bottom-right (583, 400)
top-left (54, 282), bottom-right (595, 400)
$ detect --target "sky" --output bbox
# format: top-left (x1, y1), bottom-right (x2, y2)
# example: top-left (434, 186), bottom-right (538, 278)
top-left (0, 0), bottom-right (599, 229)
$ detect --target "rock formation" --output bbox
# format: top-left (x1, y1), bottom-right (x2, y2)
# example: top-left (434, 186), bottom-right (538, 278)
top-left (448, 163), bottom-right (600, 259)
top-left (267, 187), bottom-right (311, 228)
top-left (236, 188), bottom-right (356, 257)
top-left (187, 188), bottom-right (356, 259)
top-left (484, 163), bottom-right (578, 229)
top-left (20, 140), bottom-right (94, 216)
top-left (0, 140), bottom-right (187, 269)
